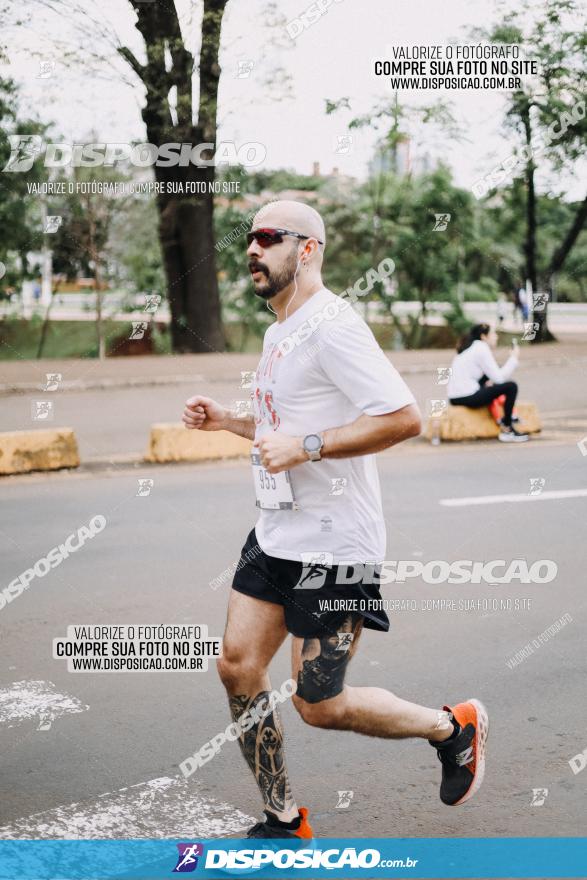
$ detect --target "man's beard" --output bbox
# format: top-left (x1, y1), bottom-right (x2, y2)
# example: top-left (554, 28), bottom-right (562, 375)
top-left (249, 249), bottom-right (298, 300)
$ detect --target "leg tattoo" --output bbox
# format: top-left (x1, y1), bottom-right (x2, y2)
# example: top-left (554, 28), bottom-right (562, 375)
top-left (297, 613), bottom-right (363, 704)
top-left (229, 691), bottom-right (295, 814)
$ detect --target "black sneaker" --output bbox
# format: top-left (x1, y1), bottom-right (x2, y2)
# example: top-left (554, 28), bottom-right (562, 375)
top-left (498, 425), bottom-right (529, 442)
top-left (246, 807), bottom-right (313, 839)
top-left (220, 810), bottom-right (314, 875)
top-left (430, 699), bottom-right (489, 805)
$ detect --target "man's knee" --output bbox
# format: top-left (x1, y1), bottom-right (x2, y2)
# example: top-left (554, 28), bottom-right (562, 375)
top-left (292, 693), bottom-right (346, 729)
top-left (217, 650), bottom-right (264, 690)
top-left (503, 381), bottom-right (517, 393)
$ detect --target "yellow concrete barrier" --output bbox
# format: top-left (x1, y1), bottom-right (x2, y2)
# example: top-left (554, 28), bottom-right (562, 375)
top-left (0, 428), bottom-right (80, 475)
top-left (146, 423), bottom-right (252, 463)
top-left (425, 401), bottom-right (542, 442)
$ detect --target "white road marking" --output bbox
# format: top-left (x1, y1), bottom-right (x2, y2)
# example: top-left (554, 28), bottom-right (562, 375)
top-left (440, 488), bottom-right (587, 507)
top-left (0, 680), bottom-right (88, 731)
top-left (0, 775), bottom-right (254, 839)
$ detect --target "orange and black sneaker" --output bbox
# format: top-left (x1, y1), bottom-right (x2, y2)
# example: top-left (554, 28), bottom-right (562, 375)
top-left (246, 807), bottom-right (313, 839)
top-left (430, 699), bottom-right (489, 806)
top-left (222, 809), bottom-right (314, 874)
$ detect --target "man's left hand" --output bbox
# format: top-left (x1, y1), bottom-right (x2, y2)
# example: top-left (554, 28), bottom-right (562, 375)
top-left (256, 433), bottom-right (308, 474)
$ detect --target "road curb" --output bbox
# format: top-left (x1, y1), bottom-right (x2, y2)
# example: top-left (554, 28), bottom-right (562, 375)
top-left (0, 427), bottom-right (80, 475)
top-left (0, 375), bottom-right (205, 395)
top-left (145, 423), bottom-right (252, 463)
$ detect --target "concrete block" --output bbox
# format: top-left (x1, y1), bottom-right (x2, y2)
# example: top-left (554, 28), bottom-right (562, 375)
top-left (0, 428), bottom-right (80, 475)
top-left (426, 402), bottom-right (541, 442)
top-left (146, 423), bottom-right (252, 463)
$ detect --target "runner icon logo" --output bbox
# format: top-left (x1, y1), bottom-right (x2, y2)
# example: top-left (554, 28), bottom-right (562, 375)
top-left (522, 322), bottom-right (539, 341)
top-left (433, 213), bottom-right (451, 231)
top-left (436, 367), bottom-right (452, 385)
top-left (44, 372), bottom-right (62, 391)
top-left (173, 843), bottom-right (204, 873)
top-left (336, 632), bottom-right (354, 652)
top-left (336, 790), bottom-right (354, 808)
top-left (531, 788), bottom-right (549, 806)
top-left (294, 552), bottom-right (333, 589)
top-left (528, 478), bottom-right (546, 496)
top-left (137, 479), bottom-right (154, 497)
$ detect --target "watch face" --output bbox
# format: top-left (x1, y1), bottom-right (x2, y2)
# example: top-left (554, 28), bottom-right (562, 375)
top-left (304, 434), bottom-right (322, 452)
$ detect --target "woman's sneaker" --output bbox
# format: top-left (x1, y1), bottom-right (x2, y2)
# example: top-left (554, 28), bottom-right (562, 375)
top-left (499, 424), bottom-right (529, 442)
top-left (430, 699), bottom-right (489, 805)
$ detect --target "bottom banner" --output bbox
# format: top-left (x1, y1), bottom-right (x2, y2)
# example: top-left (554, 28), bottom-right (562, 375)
top-left (0, 837), bottom-right (585, 879)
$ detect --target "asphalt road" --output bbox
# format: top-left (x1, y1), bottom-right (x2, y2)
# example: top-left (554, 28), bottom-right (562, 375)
top-left (1, 439), bottom-right (586, 841)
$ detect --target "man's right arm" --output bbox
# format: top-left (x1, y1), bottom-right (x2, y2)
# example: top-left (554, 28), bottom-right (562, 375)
top-left (222, 412), bottom-right (256, 441)
top-left (182, 395), bottom-right (256, 441)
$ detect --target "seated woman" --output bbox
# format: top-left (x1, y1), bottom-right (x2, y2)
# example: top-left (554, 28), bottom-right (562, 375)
top-left (446, 323), bottom-right (529, 442)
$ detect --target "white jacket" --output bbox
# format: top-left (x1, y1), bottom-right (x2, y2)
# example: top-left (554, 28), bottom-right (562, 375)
top-left (447, 339), bottom-right (518, 398)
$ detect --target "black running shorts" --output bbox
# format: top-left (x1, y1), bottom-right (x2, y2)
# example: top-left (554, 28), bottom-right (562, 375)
top-left (232, 528), bottom-right (390, 638)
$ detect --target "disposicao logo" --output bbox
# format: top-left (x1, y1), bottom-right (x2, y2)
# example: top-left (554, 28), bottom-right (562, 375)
top-left (173, 843), bottom-right (204, 873)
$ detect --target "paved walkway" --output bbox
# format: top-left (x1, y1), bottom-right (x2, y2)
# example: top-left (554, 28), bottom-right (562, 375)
top-left (1, 335), bottom-right (585, 463)
top-left (1, 334), bottom-right (586, 393)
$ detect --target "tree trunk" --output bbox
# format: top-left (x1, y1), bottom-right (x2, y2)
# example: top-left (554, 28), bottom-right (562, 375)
top-left (154, 156), bottom-right (224, 352)
top-left (549, 195), bottom-right (587, 276)
top-left (520, 103), bottom-right (556, 344)
top-left (539, 196), bottom-right (587, 345)
top-left (123, 0), bottom-right (227, 353)
top-left (523, 153), bottom-right (537, 295)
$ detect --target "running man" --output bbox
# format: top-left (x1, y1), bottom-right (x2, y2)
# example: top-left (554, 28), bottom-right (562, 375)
top-left (183, 200), bottom-right (489, 839)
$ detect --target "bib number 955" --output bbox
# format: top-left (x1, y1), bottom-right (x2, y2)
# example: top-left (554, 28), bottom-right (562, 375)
top-left (251, 452), bottom-right (297, 510)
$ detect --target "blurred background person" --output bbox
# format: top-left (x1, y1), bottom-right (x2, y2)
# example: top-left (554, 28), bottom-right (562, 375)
top-left (447, 323), bottom-right (529, 442)
top-left (496, 293), bottom-right (507, 328)
top-left (518, 282), bottom-right (529, 322)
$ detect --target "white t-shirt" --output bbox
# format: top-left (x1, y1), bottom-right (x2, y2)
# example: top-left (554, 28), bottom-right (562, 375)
top-left (447, 339), bottom-right (518, 398)
top-left (251, 287), bottom-right (416, 564)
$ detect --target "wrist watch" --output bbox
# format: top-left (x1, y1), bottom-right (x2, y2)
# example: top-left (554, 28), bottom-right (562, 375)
top-left (303, 433), bottom-right (324, 462)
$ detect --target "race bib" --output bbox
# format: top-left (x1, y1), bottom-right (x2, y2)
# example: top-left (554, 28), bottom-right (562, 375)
top-left (251, 452), bottom-right (297, 510)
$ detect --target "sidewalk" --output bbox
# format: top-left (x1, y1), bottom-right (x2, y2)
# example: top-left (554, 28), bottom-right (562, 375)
top-left (1, 334), bottom-right (586, 394)
top-left (1, 335), bottom-right (585, 463)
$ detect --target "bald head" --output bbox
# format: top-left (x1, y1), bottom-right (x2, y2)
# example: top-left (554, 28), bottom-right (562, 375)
top-left (247, 199), bottom-right (326, 303)
top-left (253, 199), bottom-right (326, 248)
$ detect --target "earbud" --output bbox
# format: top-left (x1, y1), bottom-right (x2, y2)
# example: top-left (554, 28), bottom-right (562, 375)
top-left (286, 254), bottom-right (304, 319)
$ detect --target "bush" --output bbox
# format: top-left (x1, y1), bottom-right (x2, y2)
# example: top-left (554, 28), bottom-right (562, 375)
top-left (444, 299), bottom-right (472, 340)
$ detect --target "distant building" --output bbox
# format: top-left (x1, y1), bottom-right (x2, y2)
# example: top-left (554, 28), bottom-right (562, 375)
top-left (309, 162), bottom-right (356, 200)
top-left (368, 135), bottom-right (411, 177)
top-left (368, 135), bottom-right (439, 179)
top-left (216, 162), bottom-right (357, 213)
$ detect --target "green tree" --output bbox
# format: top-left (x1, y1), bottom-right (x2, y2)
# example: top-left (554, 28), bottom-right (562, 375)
top-left (116, 0), bottom-right (228, 353)
top-left (44, 164), bottom-right (127, 356)
top-left (12, 0), bottom-right (230, 352)
top-left (480, 0), bottom-right (586, 341)
top-left (0, 68), bottom-right (46, 291)
top-left (108, 194), bottom-right (165, 297)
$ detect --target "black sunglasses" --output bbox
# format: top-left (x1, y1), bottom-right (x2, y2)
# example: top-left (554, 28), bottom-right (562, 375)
top-left (246, 227), bottom-right (324, 248)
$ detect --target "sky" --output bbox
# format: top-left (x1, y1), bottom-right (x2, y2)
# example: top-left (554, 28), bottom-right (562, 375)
top-left (1, 0), bottom-right (583, 199)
